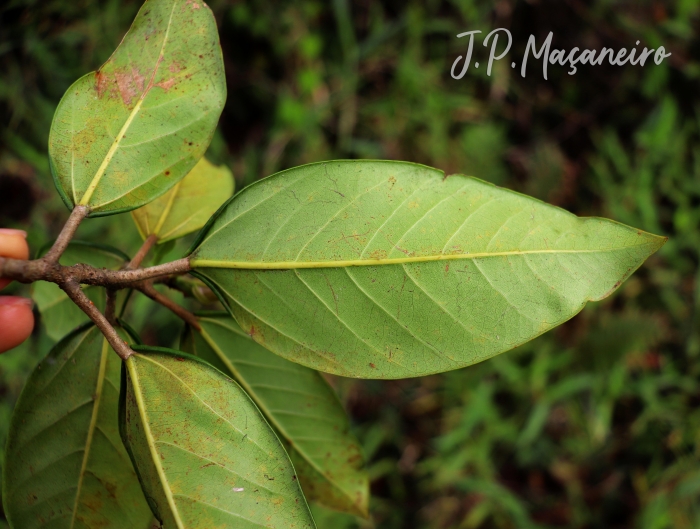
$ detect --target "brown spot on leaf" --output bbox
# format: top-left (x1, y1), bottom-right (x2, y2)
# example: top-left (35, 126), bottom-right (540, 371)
top-left (131, 67), bottom-right (145, 92)
top-left (95, 71), bottom-right (110, 98)
top-left (105, 481), bottom-right (117, 499)
top-left (114, 67), bottom-right (145, 107)
top-left (155, 78), bottom-right (177, 91)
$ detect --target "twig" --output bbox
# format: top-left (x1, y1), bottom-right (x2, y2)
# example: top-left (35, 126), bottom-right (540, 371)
top-left (105, 234), bottom-right (159, 324)
top-left (42, 206), bottom-right (89, 264)
top-left (61, 280), bottom-right (134, 360)
top-left (136, 282), bottom-right (201, 330)
top-left (105, 288), bottom-right (118, 325)
top-left (127, 234), bottom-right (159, 270)
top-left (0, 256), bottom-right (191, 287)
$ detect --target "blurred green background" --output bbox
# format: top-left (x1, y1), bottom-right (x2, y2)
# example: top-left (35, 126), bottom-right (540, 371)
top-left (1, 0), bottom-right (699, 527)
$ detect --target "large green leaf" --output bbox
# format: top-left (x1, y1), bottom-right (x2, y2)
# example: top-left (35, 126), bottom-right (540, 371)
top-left (49, 0), bottom-right (226, 216)
top-left (120, 347), bottom-right (316, 528)
top-left (131, 157), bottom-right (234, 243)
top-left (2, 324), bottom-right (153, 529)
top-left (31, 242), bottom-right (130, 341)
top-left (181, 312), bottom-right (368, 517)
top-left (189, 160), bottom-right (666, 379)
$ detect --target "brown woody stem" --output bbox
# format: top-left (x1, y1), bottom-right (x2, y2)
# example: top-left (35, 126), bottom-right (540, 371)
top-left (136, 282), bottom-right (201, 330)
top-left (105, 234), bottom-right (160, 324)
top-left (127, 234), bottom-right (159, 270)
top-left (0, 208), bottom-right (199, 360)
top-left (0, 256), bottom-right (191, 287)
top-left (42, 206), bottom-right (89, 264)
top-left (104, 289), bottom-right (118, 325)
top-left (0, 207), bottom-right (196, 362)
top-left (61, 280), bottom-right (134, 360)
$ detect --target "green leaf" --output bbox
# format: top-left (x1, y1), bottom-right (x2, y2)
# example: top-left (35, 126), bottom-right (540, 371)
top-left (2, 324), bottom-right (153, 529)
top-left (131, 157), bottom-right (234, 243)
top-left (32, 242), bottom-right (130, 341)
top-left (120, 347), bottom-right (316, 529)
top-left (48, 0), bottom-right (226, 216)
top-left (189, 160), bottom-right (667, 379)
top-left (181, 312), bottom-right (368, 517)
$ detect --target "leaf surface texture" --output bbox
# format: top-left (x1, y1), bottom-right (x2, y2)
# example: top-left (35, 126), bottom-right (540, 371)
top-left (182, 313), bottom-right (368, 517)
top-left (3, 325), bottom-right (152, 529)
top-left (121, 348), bottom-right (316, 529)
top-left (192, 160), bottom-right (666, 378)
top-left (49, 0), bottom-right (226, 215)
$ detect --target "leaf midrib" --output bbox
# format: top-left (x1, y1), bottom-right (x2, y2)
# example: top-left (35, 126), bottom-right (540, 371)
top-left (191, 243), bottom-right (660, 270)
top-left (78, 2), bottom-right (176, 206)
top-left (153, 180), bottom-right (182, 236)
top-left (69, 338), bottom-right (109, 529)
top-left (127, 357), bottom-right (185, 529)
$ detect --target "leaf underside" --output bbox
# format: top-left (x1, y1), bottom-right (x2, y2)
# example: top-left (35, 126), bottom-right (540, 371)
top-left (191, 160), bottom-right (666, 379)
top-left (32, 242), bottom-right (129, 341)
top-left (131, 157), bottom-right (234, 243)
top-left (120, 348), bottom-right (316, 529)
top-left (3, 325), bottom-right (152, 529)
top-left (49, 0), bottom-right (226, 215)
top-left (182, 313), bottom-right (368, 517)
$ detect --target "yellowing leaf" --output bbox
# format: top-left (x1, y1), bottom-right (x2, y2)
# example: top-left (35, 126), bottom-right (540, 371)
top-left (131, 157), bottom-right (234, 243)
top-left (49, 0), bottom-right (226, 216)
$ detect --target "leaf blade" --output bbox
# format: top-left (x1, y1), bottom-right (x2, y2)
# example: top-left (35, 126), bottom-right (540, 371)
top-left (182, 313), bottom-right (368, 517)
top-left (49, 0), bottom-right (226, 215)
top-left (121, 348), bottom-right (316, 528)
top-left (2, 325), bottom-right (152, 529)
top-left (131, 157), bottom-right (234, 243)
top-left (191, 160), bottom-right (666, 378)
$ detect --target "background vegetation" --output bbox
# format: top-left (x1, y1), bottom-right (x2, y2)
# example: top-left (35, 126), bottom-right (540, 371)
top-left (1, 0), bottom-right (699, 527)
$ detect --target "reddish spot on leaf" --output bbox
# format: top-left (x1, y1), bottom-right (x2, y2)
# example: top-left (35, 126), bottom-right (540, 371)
top-left (155, 78), bottom-right (177, 91)
top-left (95, 71), bottom-right (110, 98)
top-left (175, 357), bottom-right (185, 362)
top-left (369, 363), bottom-right (376, 368)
